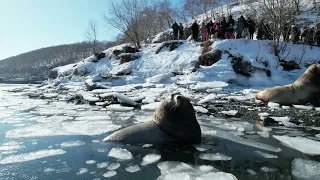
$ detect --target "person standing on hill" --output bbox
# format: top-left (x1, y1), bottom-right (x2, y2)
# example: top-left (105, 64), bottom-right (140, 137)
top-left (227, 15), bottom-right (235, 27)
top-left (171, 22), bottom-right (179, 40)
top-left (247, 18), bottom-right (256, 39)
top-left (191, 20), bottom-right (199, 41)
top-left (256, 20), bottom-right (265, 40)
top-left (236, 17), bottom-right (245, 39)
top-left (201, 22), bottom-right (207, 41)
top-left (220, 17), bottom-right (227, 39)
top-left (206, 20), bottom-right (214, 39)
top-left (179, 23), bottom-right (184, 40)
top-left (213, 21), bottom-right (220, 38)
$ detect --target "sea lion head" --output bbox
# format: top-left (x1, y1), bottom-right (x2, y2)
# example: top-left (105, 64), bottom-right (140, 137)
top-left (153, 94), bottom-right (201, 144)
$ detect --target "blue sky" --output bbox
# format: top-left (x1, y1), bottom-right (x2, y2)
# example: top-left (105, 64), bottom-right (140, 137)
top-left (0, 0), bottom-right (132, 60)
top-left (0, 0), bottom-right (181, 60)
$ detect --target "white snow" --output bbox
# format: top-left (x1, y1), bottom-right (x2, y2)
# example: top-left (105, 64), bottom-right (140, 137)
top-left (198, 153), bottom-right (232, 161)
top-left (257, 131), bottom-right (269, 138)
top-left (192, 81), bottom-right (229, 91)
top-left (141, 154), bottom-right (161, 166)
top-left (141, 102), bottom-right (162, 111)
top-left (108, 148), bottom-right (133, 160)
top-left (273, 135), bottom-right (320, 155)
top-left (268, 102), bottom-right (280, 109)
top-left (292, 158), bottom-right (320, 180)
top-left (198, 94), bottom-right (216, 104)
top-left (0, 149), bottom-right (66, 164)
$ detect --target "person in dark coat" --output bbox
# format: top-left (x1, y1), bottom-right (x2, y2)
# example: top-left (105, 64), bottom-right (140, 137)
top-left (220, 17), bottom-right (227, 39)
top-left (191, 20), bottom-right (199, 41)
top-left (178, 23), bottom-right (184, 40)
top-left (227, 15), bottom-right (235, 27)
top-left (171, 22), bottom-right (179, 40)
top-left (206, 20), bottom-right (214, 39)
top-left (247, 18), bottom-right (256, 39)
top-left (282, 23), bottom-right (290, 42)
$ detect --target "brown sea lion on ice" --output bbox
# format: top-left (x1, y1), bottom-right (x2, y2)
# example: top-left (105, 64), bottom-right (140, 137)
top-left (256, 64), bottom-right (320, 106)
top-left (103, 94), bottom-right (201, 144)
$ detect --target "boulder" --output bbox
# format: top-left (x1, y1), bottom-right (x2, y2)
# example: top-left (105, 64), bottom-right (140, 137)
top-left (123, 46), bottom-right (139, 53)
top-left (113, 49), bottom-right (123, 57)
top-left (119, 53), bottom-right (141, 64)
top-left (198, 50), bottom-right (222, 66)
top-left (94, 52), bottom-right (106, 61)
top-left (279, 60), bottom-right (300, 71)
top-left (155, 40), bottom-right (184, 54)
top-left (230, 55), bottom-right (270, 77)
top-left (48, 69), bottom-right (58, 79)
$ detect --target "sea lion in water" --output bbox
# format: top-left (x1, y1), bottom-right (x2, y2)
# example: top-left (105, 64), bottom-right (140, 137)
top-left (104, 94), bottom-right (201, 144)
top-left (256, 64), bottom-right (320, 105)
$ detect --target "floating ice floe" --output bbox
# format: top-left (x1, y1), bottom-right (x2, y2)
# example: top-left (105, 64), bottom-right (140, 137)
top-left (293, 104), bottom-right (313, 110)
top-left (254, 151), bottom-right (278, 159)
top-left (292, 158), bottom-right (320, 180)
top-left (86, 160), bottom-right (96, 164)
top-left (157, 161), bottom-right (237, 180)
top-left (44, 168), bottom-right (56, 173)
top-left (206, 87), bottom-right (223, 93)
top-left (80, 92), bottom-right (100, 102)
top-left (198, 94), bottom-right (216, 104)
top-left (141, 154), bottom-right (161, 166)
top-left (106, 104), bottom-right (134, 111)
top-left (95, 102), bottom-right (107, 106)
top-left (257, 131), bottom-right (269, 138)
top-left (99, 92), bottom-right (114, 98)
top-left (142, 144), bottom-right (153, 148)
top-left (221, 110), bottom-right (238, 116)
top-left (146, 73), bottom-right (172, 83)
top-left (103, 171), bottom-right (117, 178)
top-left (193, 144), bottom-right (215, 152)
top-left (141, 102), bottom-right (162, 111)
top-left (273, 135), bottom-right (320, 155)
top-left (258, 112), bottom-right (269, 117)
top-left (43, 93), bottom-right (59, 98)
top-left (6, 121), bottom-right (121, 138)
top-left (0, 149), bottom-right (66, 164)
top-left (60, 141), bottom-right (86, 147)
top-left (282, 106), bottom-right (291, 110)
top-left (75, 115), bottom-right (111, 121)
top-left (213, 129), bottom-right (281, 152)
top-left (270, 116), bottom-right (297, 127)
top-left (113, 93), bottom-right (137, 106)
top-left (315, 107), bottom-right (320, 111)
top-left (192, 81), bottom-right (228, 91)
top-left (268, 102), bottom-right (280, 109)
top-left (316, 134), bottom-right (320, 138)
top-left (107, 163), bottom-right (121, 170)
top-left (108, 148), bottom-right (133, 160)
top-left (247, 169), bottom-right (257, 175)
top-left (198, 153), bottom-right (232, 161)
top-left (125, 165), bottom-right (141, 173)
top-left (194, 106), bottom-right (209, 113)
top-left (76, 168), bottom-right (88, 175)
top-left (260, 166), bottom-right (278, 173)
top-left (97, 162), bottom-right (109, 168)
top-left (0, 141), bottom-right (24, 151)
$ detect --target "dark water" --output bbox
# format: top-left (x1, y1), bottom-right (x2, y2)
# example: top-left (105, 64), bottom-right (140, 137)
top-left (0, 84), bottom-right (319, 180)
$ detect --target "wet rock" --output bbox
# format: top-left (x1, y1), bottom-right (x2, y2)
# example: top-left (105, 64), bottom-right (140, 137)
top-left (119, 53), bottom-right (141, 64)
top-left (48, 69), bottom-right (58, 79)
top-left (279, 61), bottom-right (300, 71)
top-left (155, 41), bottom-right (184, 54)
top-left (94, 52), bottom-right (106, 62)
top-left (198, 50), bottom-right (222, 66)
top-left (123, 46), bottom-right (139, 54)
top-left (229, 55), bottom-right (270, 77)
top-left (113, 49), bottom-right (123, 57)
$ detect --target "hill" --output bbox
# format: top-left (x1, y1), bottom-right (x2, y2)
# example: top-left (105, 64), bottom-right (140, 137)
top-left (0, 41), bottom-right (117, 82)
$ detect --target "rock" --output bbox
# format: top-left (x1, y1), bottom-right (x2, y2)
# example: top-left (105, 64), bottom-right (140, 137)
top-left (229, 55), bottom-right (269, 77)
top-left (122, 46), bottom-right (139, 53)
top-left (151, 30), bottom-right (172, 43)
top-left (85, 79), bottom-right (97, 91)
top-left (279, 60), bottom-right (300, 71)
top-left (155, 40), bottom-right (184, 54)
top-left (113, 49), bottom-right (123, 57)
top-left (118, 53), bottom-right (141, 64)
top-left (48, 69), bottom-right (58, 79)
top-left (198, 50), bottom-right (222, 66)
top-left (94, 52), bottom-right (106, 61)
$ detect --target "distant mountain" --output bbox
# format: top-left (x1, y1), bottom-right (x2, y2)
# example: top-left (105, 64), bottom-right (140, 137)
top-left (0, 41), bottom-right (117, 81)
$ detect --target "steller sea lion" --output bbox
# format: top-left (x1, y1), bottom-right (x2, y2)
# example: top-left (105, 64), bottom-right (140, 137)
top-left (256, 64), bottom-right (320, 106)
top-left (103, 94), bottom-right (201, 145)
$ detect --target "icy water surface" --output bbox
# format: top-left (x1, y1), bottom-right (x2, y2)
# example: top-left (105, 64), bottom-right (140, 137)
top-left (0, 84), bottom-right (320, 180)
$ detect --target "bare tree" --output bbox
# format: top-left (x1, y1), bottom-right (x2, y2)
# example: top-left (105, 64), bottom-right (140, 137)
top-left (292, 0), bottom-right (301, 15)
top-left (85, 20), bottom-right (98, 54)
top-left (103, 0), bottom-right (148, 49)
top-left (258, 0), bottom-right (295, 56)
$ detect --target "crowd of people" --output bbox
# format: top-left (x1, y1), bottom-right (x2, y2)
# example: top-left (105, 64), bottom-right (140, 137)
top-left (171, 15), bottom-right (320, 47)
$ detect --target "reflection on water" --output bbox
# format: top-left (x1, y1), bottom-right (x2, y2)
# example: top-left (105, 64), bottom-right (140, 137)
top-left (0, 84), bottom-right (319, 180)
